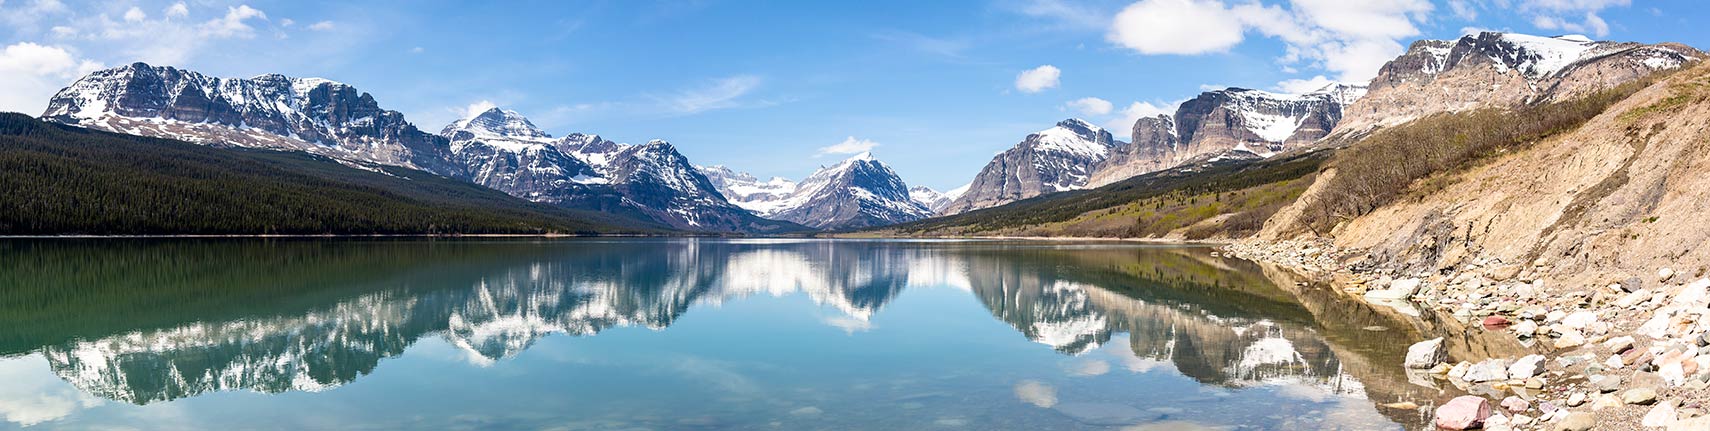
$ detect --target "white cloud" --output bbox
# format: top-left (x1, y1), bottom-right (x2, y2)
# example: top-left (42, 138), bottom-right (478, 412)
top-left (1273, 75), bottom-right (1337, 94)
top-left (817, 136), bottom-right (879, 157)
top-left (1105, 0), bottom-right (1433, 83)
top-left (200, 5), bottom-right (268, 38)
top-left (1108, 0), bottom-right (1247, 55)
top-left (410, 46), bottom-right (425, 54)
top-left (308, 20), bottom-right (334, 31)
top-left (660, 75), bottom-right (765, 114)
top-left (1448, 0), bottom-right (1477, 20)
top-left (1015, 65), bottom-right (1060, 93)
top-left (165, 2), bottom-right (189, 18)
top-left (0, 42), bottom-right (102, 114)
top-left (462, 100), bottom-right (498, 119)
top-left (279, 18), bottom-right (295, 27)
top-left (1063, 97), bottom-right (1113, 116)
top-left (1513, 0), bottom-right (1629, 37)
top-left (1582, 11), bottom-right (1609, 36)
top-left (123, 7), bottom-right (146, 23)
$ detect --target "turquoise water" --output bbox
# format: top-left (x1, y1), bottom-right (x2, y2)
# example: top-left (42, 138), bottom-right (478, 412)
top-left (0, 239), bottom-right (1441, 430)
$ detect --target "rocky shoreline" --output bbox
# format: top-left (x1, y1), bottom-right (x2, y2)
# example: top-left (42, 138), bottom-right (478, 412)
top-left (1224, 240), bottom-right (1710, 430)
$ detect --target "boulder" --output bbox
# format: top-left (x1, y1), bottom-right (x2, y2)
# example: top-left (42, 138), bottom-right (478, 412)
top-left (1433, 396), bottom-right (1492, 430)
top-left (1464, 359), bottom-right (1512, 382)
top-left (1623, 387), bottom-right (1658, 405)
top-left (1603, 336), bottom-right (1636, 353)
top-left (1672, 278), bottom-right (1710, 306)
top-left (1592, 375), bottom-right (1623, 393)
top-left (1554, 412), bottom-right (1595, 431)
top-left (1366, 278), bottom-right (1422, 300)
top-left (1509, 355), bottom-right (1547, 379)
top-left (1483, 315), bottom-right (1513, 329)
top-left (1512, 320), bottom-right (1539, 337)
top-left (1500, 396), bottom-right (1528, 413)
top-left (1405, 338), bottom-right (1447, 369)
top-left (1615, 290), bottom-right (1652, 308)
top-left (1643, 400), bottom-right (1678, 428)
top-left (1554, 330), bottom-right (1586, 349)
top-left (1561, 311), bottom-right (1598, 329)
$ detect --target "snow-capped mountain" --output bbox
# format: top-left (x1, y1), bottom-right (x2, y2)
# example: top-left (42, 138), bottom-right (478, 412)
top-left (771, 152), bottom-right (932, 230)
top-left (40, 62), bottom-right (458, 175)
top-left (1086, 83), bottom-right (1362, 188)
top-left (941, 119), bottom-right (1119, 214)
top-left (697, 165), bottom-right (799, 215)
top-left (438, 109), bottom-right (799, 232)
top-left (702, 152), bottom-right (932, 230)
top-left (442, 108), bottom-right (606, 203)
top-left (34, 63), bottom-right (800, 233)
top-left (1340, 32), bottom-right (1703, 132)
top-left (908, 186), bottom-right (952, 214)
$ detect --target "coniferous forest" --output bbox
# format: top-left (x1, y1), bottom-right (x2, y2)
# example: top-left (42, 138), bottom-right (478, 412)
top-left (0, 113), bottom-right (656, 235)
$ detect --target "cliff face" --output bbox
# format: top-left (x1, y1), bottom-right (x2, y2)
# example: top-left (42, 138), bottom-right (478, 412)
top-left (1086, 85), bottom-right (1359, 189)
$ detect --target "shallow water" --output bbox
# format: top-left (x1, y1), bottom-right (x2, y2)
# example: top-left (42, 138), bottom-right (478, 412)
top-left (0, 239), bottom-right (1449, 430)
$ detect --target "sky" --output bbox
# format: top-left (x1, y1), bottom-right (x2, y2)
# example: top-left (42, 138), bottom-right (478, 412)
top-left (1, 0), bottom-right (1704, 190)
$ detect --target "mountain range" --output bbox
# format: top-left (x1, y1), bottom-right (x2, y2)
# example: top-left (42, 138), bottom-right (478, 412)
top-left (878, 31), bottom-right (1703, 239)
top-left (700, 152), bottom-right (932, 230)
top-left (19, 31), bottom-right (1703, 235)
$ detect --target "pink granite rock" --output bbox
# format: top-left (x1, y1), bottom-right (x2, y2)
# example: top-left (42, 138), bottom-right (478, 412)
top-left (1434, 396), bottom-right (1493, 430)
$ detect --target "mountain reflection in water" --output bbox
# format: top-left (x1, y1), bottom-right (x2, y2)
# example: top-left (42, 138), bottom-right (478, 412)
top-left (0, 239), bottom-right (1446, 430)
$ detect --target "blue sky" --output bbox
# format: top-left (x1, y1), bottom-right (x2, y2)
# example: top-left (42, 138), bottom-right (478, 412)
top-left (1, 0), bottom-right (1703, 190)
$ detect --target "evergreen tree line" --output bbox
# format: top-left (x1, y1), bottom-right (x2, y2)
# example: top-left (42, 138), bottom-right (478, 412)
top-left (0, 114), bottom-right (653, 235)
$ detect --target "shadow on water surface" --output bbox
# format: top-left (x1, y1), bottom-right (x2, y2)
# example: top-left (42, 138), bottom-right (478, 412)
top-left (0, 239), bottom-right (1495, 429)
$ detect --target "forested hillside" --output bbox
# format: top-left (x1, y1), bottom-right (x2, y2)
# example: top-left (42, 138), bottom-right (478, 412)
top-left (0, 114), bottom-right (658, 235)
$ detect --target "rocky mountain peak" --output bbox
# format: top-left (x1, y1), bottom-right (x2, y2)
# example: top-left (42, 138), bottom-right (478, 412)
top-left (940, 119), bottom-right (1124, 214)
top-left (1046, 118), bottom-right (1115, 150)
top-left (845, 150), bottom-right (877, 162)
top-left (1344, 31), bottom-right (1703, 132)
top-left (39, 62), bottom-right (457, 174)
top-left (441, 107), bottom-right (551, 141)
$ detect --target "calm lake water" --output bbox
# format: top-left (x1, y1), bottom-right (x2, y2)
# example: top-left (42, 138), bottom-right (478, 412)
top-left (0, 239), bottom-right (1456, 430)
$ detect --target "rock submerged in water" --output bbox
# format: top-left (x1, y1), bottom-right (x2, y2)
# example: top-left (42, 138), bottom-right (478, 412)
top-left (1464, 359), bottom-right (1512, 382)
top-left (1404, 337), bottom-right (1447, 369)
top-left (1433, 395), bottom-right (1492, 430)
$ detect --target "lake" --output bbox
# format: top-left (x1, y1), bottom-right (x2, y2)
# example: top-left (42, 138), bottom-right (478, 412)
top-left (0, 239), bottom-right (1455, 430)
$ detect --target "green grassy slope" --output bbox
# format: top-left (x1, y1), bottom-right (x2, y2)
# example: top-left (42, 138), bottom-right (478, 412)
top-left (868, 151), bottom-right (1327, 238)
